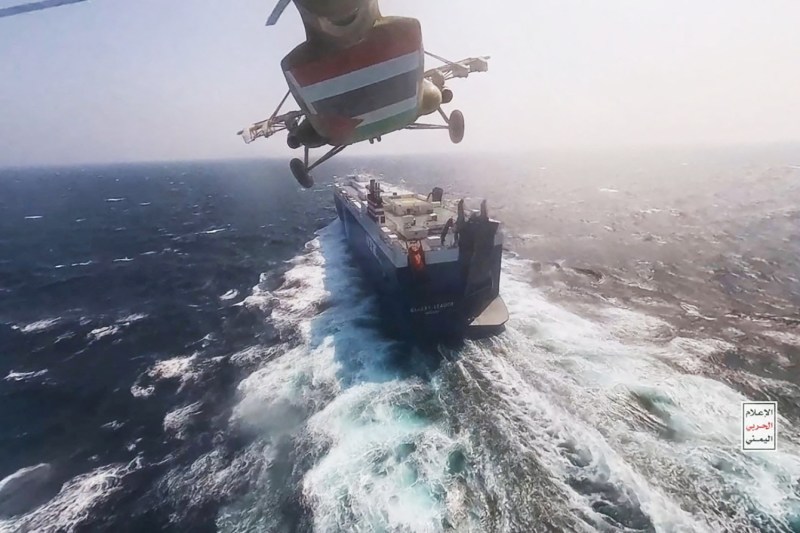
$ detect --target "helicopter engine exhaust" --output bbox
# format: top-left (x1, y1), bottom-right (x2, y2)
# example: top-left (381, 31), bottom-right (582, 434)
top-left (289, 119), bottom-right (328, 149)
top-left (419, 78), bottom-right (444, 116)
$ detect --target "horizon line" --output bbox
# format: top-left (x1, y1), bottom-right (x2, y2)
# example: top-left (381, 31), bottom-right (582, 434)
top-left (2, 141), bottom-right (800, 171)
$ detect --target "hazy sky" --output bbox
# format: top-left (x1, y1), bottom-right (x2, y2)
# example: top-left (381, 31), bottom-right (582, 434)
top-left (1, 0), bottom-right (799, 166)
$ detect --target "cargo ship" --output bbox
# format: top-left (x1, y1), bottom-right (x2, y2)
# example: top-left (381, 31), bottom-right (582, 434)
top-left (333, 174), bottom-right (508, 340)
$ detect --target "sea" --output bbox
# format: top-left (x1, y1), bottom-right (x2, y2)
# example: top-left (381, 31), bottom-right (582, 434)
top-left (1, 147), bottom-right (799, 533)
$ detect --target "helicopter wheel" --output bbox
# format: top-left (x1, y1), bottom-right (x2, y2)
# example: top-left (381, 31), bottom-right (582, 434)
top-left (441, 88), bottom-right (454, 104)
top-left (289, 158), bottom-right (314, 188)
top-left (448, 110), bottom-right (465, 144)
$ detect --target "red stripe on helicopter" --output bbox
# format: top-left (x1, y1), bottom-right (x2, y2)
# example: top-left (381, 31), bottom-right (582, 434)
top-left (289, 24), bottom-right (422, 87)
top-left (317, 114), bottom-right (363, 145)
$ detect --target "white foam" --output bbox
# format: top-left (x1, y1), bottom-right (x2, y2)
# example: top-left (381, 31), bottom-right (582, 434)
top-left (762, 330), bottom-right (800, 346)
top-left (24, 215), bottom-right (43, 220)
top-left (87, 325), bottom-right (120, 341)
top-left (476, 255), bottom-right (800, 530)
top-left (0, 462), bottom-right (137, 532)
top-left (0, 463), bottom-right (51, 495)
top-left (19, 318), bottom-right (60, 333)
top-left (130, 384), bottom-right (155, 398)
top-left (85, 315), bottom-right (145, 344)
top-left (4, 369), bottom-right (48, 382)
top-left (164, 402), bottom-right (202, 440)
top-left (112, 257), bottom-right (134, 263)
top-left (202, 228), bottom-right (227, 235)
top-left (220, 289), bottom-right (239, 301)
top-left (680, 302), bottom-right (717, 321)
top-left (118, 313), bottom-right (147, 324)
top-left (150, 354), bottom-right (197, 381)
top-left (130, 354), bottom-right (199, 399)
top-left (105, 198), bottom-right (125, 202)
top-left (222, 223), bottom-right (476, 530)
top-left (302, 380), bottom-right (469, 532)
top-left (219, 225), bottom-right (800, 531)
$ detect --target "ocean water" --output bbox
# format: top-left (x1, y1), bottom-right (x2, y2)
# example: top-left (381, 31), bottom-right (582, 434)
top-left (1, 149), bottom-right (799, 532)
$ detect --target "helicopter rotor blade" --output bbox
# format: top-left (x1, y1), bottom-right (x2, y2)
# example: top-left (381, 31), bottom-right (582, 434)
top-left (0, 0), bottom-right (88, 19)
top-left (266, 0), bottom-right (291, 26)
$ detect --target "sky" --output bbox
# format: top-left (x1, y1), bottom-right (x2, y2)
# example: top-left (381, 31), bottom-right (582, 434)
top-left (1, 0), bottom-right (799, 166)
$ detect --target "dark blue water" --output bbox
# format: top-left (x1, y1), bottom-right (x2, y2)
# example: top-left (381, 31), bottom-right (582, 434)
top-left (0, 160), bottom-right (337, 531)
top-left (1, 152), bottom-right (799, 532)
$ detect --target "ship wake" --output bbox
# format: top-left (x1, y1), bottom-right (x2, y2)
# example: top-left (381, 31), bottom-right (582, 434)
top-left (15, 220), bottom-right (797, 532)
top-left (210, 221), bottom-right (800, 532)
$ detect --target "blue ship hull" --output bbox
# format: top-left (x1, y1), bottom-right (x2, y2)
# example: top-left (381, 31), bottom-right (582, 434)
top-left (334, 192), bottom-right (504, 340)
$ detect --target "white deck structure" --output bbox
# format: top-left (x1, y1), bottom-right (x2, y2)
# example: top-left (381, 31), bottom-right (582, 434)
top-left (334, 174), bottom-right (502, 267)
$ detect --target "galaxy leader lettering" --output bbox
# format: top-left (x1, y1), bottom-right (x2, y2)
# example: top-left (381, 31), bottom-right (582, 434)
top-left (410, 302), bottom-right (454, 314)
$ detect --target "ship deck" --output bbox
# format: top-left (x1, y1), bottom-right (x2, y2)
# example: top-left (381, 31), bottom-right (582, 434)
top-left (335, 175), bottom-right (464, 253)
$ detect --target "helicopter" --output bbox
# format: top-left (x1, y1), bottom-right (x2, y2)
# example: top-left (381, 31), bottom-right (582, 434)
top-left (1, 0), bottom-right (490, 189)
top-left (238, 0), bottom-right (490, 188)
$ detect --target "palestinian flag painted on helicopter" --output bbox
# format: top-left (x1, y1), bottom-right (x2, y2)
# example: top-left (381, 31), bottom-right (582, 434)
top-left (284, 22), bottom-right (424, 145)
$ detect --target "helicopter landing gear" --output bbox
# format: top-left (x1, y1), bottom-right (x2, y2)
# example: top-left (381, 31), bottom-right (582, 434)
top-left (437, 108), bottom-right (464, 144)
top-left (447, 110), bottom-right (464, 144)
top-left (289, 144), bottom-right (347, 189)
top-left (290, 157), bottom-right (313, 188)
top-left (402, 108), bottom-right (466, 144)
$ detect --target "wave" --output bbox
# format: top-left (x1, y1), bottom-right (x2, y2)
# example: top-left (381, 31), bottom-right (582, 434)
top-left (164, 402), bottom-right (203, 441)
top-left (218, 222), bottom-right (475, 531)
top-left (453, 256), bottom-right (800, 531)
top-left (87, 325), bottom-right (120, 341)
top-left (130, 354), bottom-right (199, 399)
top-left (118, 313), bottom-right (147, 324)
top-left (85, 314), bottom-right (147, 344)
top-left (0, 461), bottom-right (140, 532)
top-left (4, 369), bottom-right (48, 382)
top-left (215, 222), bottom-right (800, 531)
top-left (219, 289), bottom-right (239, 301)
top-left (19, 318), bottom-right (61, 334)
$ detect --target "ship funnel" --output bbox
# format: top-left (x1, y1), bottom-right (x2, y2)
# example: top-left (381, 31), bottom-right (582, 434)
top-left (427, 187), bottom-right (444, 203)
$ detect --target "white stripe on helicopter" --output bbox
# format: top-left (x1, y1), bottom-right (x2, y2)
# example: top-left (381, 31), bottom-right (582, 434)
top-left (354, 95), bottom-right (419, 128)
top-left (293, 51), bottom-right (421, 103)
